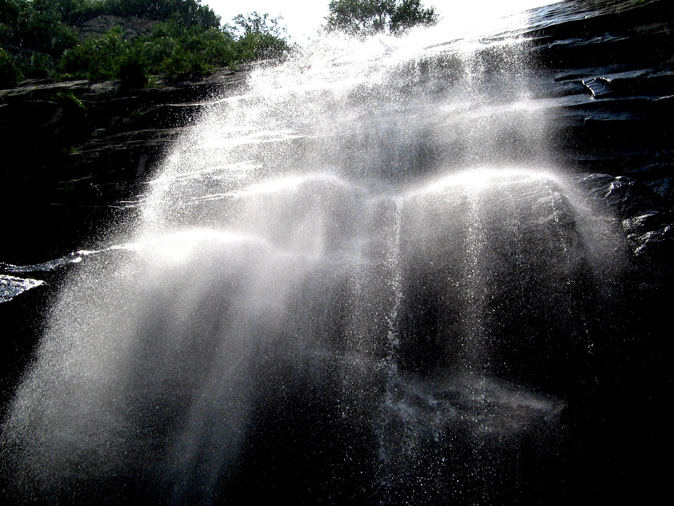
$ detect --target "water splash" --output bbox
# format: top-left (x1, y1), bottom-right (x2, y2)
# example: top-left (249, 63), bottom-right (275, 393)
top-left (1, 3), bottom-right (627, 505)
top-left (0, 275), bottom-right (44, 303)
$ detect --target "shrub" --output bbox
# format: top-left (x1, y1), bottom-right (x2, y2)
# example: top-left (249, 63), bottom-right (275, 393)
top-left (119, 55), bottom-right (148, 88)
top-left (0, 47), bottom-right (22, 88)
top-left (325, 0), bottom-right (438, 36)
top-left (86, 0), bottom-right (221, 29)
top-left (160, 47), bottom-right (211, 81)
top-left (59, 27), bottom-right (129, 80)
top-left (55, 91), bottom-right (86, 110)
top-left (230, 12), bottom-right (290, 60)
top-left (22, 52), bottom-right (54, 79)
top-left (14, 6), bottom-right (79, 57)
top-left (2, 1), bottom-right (292, 86)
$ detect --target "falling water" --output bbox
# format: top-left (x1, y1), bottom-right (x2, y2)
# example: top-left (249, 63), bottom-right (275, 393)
top-left (1, 3), bottom-right (627, 505)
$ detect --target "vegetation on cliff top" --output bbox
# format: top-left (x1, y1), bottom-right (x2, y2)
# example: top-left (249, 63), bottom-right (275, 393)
top-left (325, 0), bottom-right (438, 36)
top-left (0, 0), bottom-right (290, 87)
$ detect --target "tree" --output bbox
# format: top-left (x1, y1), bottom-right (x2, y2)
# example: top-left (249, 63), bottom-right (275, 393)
top-left (88, 0), bottom-right (222, 29)
top-left (59, 26), bottom-right (129, 80)
top-left (325, 0), bottom-right (438, 36)
top-left (229, 12), bottom-right (290, 60)
top-left (0, 47), bottom-right (22, 88)
top-left (2, 1), bottom-right (292, 84)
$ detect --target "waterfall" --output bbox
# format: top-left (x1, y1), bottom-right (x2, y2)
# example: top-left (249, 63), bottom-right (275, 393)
top-left (0, 4), bottom-right (628, 505)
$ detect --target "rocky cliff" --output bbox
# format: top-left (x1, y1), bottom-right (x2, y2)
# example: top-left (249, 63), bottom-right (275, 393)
top-left (0, 67), bottom-right (247, 406)
top-left (527, 0), bottom-right (674, 270)
top-left (0, 68), bottom-right (248, 263)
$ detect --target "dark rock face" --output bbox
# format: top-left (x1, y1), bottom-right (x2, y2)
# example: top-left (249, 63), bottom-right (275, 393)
top-left (77, 15), bottom-right (159, 41)
top-left (524, 1), bottom-right (674, 170)
top-left (0, 71), bottom-right (246, 413)
top-left (0, 70), bottom-right (247, 264)
top-left (516, 3), bottom-right (673, 501)
top-left (520, 0), bottom-right (674, 283)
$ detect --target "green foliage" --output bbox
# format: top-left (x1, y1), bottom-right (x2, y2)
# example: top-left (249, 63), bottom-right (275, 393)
top-left (86, 0), bottom-right (221, 29)
top-left (0, 1), bottom-right (28, 44)
top-left (131, 22), bottom-right (237, 81)
top-left (31, 0), bottom-right (92, 25)
top-left (55, 90), bottom-right (86, 110)
top-left (0, 1), bottom-right (291, 87)
top-left (60, 26), bottom-right (129, 80)
top-left (119, 54), bottom-right (149, 88)
top-left (325, 0), bottom-right (438, 36)
top-left (24, 52), bottom-right (54, 79)
top-left (159, 46), bottom-right (210, 81)
top-left (0, 47), bottom-right (22, 88)
top-left (0, 0), bottom-right (219, 28)
top-left (230, 12), bottom-right (290, 60)
top-left (1, 0), bottom-right (79, 57)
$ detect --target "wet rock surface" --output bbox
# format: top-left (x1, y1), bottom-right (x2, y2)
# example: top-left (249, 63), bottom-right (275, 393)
top-left (0, 1), bottom-right (671, 504)
top-left (0, 70), bottom-right (249, 410)
top-left (1, 1), bottom-right (671, 267)
top-left (0, 275), bottom-right (44, 303)
top-left (520, 0), bottom-right (674, 290)
top-left (0, 69), bottom-right (247, 264)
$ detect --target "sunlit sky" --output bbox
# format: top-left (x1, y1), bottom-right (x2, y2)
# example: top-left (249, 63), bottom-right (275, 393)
top-left (206, 0), bottom-right (558, 43)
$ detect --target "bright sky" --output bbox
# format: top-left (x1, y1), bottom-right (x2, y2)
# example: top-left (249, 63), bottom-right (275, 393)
top-left (206, 0), bottom-right (328, 42)
top-left (205, 1), bottom-right (557, 43)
